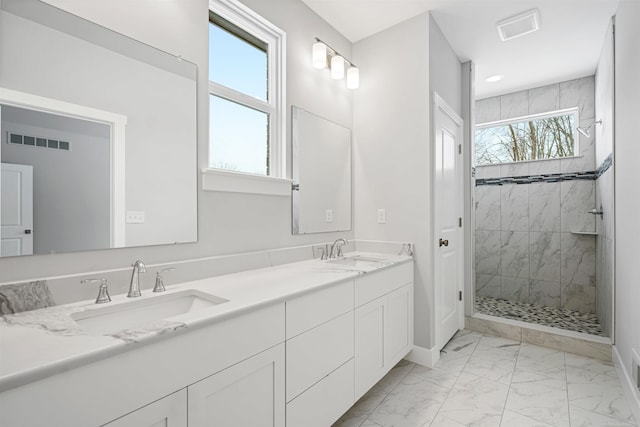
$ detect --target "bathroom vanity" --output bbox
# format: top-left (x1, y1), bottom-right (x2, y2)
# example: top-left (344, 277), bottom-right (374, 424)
top-left (0, 252), bottom-right (414, 426)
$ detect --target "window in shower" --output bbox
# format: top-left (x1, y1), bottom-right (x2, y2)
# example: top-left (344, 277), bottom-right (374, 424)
top-left (475, 108), bottom-right (578, 165)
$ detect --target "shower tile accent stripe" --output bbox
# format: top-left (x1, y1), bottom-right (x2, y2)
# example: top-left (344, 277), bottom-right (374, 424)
top-left (475, 154), bottom-right (613, 187)
top-left (476, 171), bottom-right (598, 186)
top-left (596, 153), bottom-right (613, 177)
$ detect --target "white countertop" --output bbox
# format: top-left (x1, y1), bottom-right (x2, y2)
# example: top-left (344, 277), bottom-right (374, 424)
top-left (0, 252), bottom-right (412, 393)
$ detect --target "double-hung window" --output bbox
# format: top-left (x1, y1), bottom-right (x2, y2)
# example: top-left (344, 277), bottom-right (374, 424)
top-left (208, 0), bottom-right (285, 178)
top-left (475, 108), bottom-right (578, 165)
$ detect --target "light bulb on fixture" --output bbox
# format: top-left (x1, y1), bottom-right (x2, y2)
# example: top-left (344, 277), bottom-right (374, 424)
top-left (331, 55), bottom-right (345, 80)
top-left (312, 41), bottom-right (327, 69)
top-left (347, 66), bottom-right (359, 89)
top-left (312, 37), bottom-right (359, 89)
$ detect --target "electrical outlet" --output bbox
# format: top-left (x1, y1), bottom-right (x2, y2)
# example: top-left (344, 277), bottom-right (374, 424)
top-left (325, 209), bottom-right (333, 223)
top-left (377, 208), bottom-right (386, 224)
top-left (126, 211), bottom-right (145, 224)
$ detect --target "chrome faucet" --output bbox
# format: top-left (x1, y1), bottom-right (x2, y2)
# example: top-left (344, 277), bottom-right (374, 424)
top-left (329, 238), bottom-right (348, 259)
top-left (127, 260), bottom-right (147, 298)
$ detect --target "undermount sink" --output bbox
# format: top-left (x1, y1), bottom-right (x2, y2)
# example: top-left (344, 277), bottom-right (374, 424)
top-left (71, 290), bottom-right (228, 335)
top-left (327, 255), bottom-right (388, 267)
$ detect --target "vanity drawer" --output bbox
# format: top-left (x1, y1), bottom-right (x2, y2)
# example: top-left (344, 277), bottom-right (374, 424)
top-left (286, 279), bottom-right (353, 339)
top-left (355, 261), bottom-right (413, 307)
top-left (286, 359), bottom-right (354, 427)
top-left (286, 311), bottom-right (354, 402)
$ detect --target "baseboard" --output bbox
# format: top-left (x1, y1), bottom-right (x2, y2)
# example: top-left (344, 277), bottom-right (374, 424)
top-left (612, 345), bottom-right (640, 424)
top-left (405, 345), bottom-right (440, 368)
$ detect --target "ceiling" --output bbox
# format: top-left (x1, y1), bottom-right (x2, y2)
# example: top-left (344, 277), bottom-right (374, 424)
top-left (301, 0), bottom-right (619, 98)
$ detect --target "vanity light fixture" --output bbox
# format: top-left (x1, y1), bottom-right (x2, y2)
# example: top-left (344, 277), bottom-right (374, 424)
top-left (312, 37), bottom-right (359, 89)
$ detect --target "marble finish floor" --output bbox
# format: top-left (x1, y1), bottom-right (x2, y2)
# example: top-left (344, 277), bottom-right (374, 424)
top-left (475, 296), bottom-right (605, 337)
top-left (333, 330), bottom-right (637, 427)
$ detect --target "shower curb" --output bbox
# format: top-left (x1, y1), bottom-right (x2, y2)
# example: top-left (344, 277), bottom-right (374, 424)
top-left (465, 313), bottom-right (612, 362)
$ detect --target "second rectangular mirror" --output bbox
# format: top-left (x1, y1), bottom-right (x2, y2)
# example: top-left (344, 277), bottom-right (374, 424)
top-left (292, 106), bottom-right (351, 234)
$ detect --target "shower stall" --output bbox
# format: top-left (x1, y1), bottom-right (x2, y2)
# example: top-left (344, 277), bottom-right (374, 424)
top-left (473, 67), bottom-right (614, 339)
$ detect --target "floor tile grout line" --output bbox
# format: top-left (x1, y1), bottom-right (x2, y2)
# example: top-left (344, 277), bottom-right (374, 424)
top-left (428, 332), bottom-right (495, 427)
top-left (563, 351), bottom-right (575, 427)
top-left (425, 331), bottom-right (484, 427)
top-left (359, 362), bottom-right (418, 427)
top-left (499, 337), bottom-right (525, 427)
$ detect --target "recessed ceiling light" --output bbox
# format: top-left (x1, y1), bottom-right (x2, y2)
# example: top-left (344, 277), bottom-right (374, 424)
top-left (485, 74), bottom-right (503, 83)
top-left (497, 9), bottom-right (540, 41)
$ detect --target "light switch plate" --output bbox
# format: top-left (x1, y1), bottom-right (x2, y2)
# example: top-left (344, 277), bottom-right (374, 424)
top-left (126, 211), bottom-right (145, 224)
top-left (377, 208), bottom-right (386, 224)
top-left (325, 209), bottom-right (333, 223)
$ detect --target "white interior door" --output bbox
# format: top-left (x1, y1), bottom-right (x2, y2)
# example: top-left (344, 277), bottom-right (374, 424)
top-left (433, 93), bottom-right (464, 350)
top-left (1, 162), bottom-right (34, 256)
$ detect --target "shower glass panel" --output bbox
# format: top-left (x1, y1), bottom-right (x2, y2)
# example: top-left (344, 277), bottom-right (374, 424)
top-left (473, 76), bottom-right (610, 338)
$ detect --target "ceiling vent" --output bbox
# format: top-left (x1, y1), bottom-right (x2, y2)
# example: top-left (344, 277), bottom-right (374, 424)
top-left (496, 9), bottom-right (540, 41)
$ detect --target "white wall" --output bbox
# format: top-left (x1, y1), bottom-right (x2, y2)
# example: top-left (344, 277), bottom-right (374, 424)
top-left (353, 14), bottom-right (431, 347)
top-left (429, 14), bottom-right (462, 115)
top-left (613, 0), bottom-right (640, 410)
top-left (353, 14), bottom-right (462, 350)
top-left (1, 106), bottom-right (111, 254)
top-left (0, 0), bottom-right (355, 285)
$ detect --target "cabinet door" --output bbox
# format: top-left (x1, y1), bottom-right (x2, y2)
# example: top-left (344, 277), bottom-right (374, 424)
top-left (385, 284), bottom-right (413, 367)
top-left (354, 297), bottom-right (386, 400)
top-left (188, 344), bottom-right (285, 427)
top-left (102, 389), bottom-right (186, 427)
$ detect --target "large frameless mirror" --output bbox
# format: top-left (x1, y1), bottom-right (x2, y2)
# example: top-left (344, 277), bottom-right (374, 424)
top-left (0, 0), bottom-right (198, 257)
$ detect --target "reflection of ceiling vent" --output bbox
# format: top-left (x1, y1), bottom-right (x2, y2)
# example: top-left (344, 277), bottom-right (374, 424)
top-left (8, 132), bottom-right (70, 151)
top-left (497, 9), bottom-right (540, 41)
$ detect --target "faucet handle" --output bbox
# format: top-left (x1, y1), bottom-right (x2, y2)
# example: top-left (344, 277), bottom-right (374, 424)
top-left (81, 278), bottom-right (111, 304)
top-left (153, 267), bottom-right (175, 293)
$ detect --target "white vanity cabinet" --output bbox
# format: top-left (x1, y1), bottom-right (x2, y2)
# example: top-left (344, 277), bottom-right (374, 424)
top-left (0, 303), bottom-right (285, 427)
top-left (285, 280), bottom-right (356, 427)
top-left (354, 263), bottom-right (414, 400)
top-left (0, 257), bottom-right (414, 427)
top-left (188, 344), bottom-right (285, 427)
top-left (103, 389), bottom-right (187, 427)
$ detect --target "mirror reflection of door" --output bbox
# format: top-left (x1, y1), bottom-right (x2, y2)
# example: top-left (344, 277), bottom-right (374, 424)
top-left (1, 104), bottom-right (111, 256)
top-left (0, 162), bottom-right (33, 256)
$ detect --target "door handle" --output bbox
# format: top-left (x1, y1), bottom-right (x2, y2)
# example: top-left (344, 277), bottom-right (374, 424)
top-left (439, 238), bottom-right (449, 247)
top-left (25, 229), bottom-right (32, 235)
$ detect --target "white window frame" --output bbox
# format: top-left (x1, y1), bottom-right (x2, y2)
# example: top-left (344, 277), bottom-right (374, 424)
top-left (205, 0), bottom-right (289, 194)
top-left (475, 107), bottom-right (580, 165)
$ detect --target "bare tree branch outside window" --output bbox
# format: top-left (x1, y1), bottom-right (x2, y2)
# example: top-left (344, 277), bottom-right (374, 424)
top-left (475, 112), bottom-right (576, 165)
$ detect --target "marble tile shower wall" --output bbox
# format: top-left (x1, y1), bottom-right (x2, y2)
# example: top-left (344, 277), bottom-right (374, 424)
top-left (474, 76), bottom-right (598, 314)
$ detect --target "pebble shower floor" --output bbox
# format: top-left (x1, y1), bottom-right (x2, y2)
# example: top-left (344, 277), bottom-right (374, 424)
top-left (475, 296), bottom-right (605, 336)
